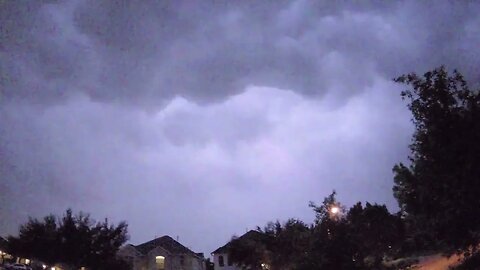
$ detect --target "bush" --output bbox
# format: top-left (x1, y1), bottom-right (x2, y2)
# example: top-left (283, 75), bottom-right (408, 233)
top-left (452, 252), bottom-right (480, 270)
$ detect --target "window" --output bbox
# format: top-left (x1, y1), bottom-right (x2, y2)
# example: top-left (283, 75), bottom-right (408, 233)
top-left (219, 255), bottom-right (224, 267)
top-left (155, 256), bottom-right (165, 270)
top-left (227, 255), bottom-right (233, 266)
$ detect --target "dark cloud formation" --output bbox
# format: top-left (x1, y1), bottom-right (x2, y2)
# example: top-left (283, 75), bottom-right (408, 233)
top-left (1, 0), bottom-right (479, 255)
top-left (2, 1), bottom-right (479, 105)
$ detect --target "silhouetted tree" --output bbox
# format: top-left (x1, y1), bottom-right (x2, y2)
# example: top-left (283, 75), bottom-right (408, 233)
top-left (261, 219), bottom-right (311, 270)
top-left (7, 215), bottom-right (58, 265)
top-left (7, 209), bottom-right (129, 269)
top-left (87, 218), bottom-right (129, 269)
top-left (301, 191), bottom-right (359, 270)
top-left (309, 190), bottom-right (346, 224)
top-left (229, 192), bottom-right (405, 270)
top-left (393, 67), bottom-right (480, 254)
top-left (346, 202), bottom-right (404, 267)
top-left (228, 230), bottom-right (269, 270)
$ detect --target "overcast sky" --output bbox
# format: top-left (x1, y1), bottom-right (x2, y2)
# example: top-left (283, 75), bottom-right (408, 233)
top-left (1, 0), bottom-right (479, 255)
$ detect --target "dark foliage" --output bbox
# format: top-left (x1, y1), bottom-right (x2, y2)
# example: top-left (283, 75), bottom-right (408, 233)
top-left (7, 209), bottom-right (129, 269)
top-left (453, 252), bottom-right (480, 270)
top-left (229, 192), bottom-right (403, 270)
top-left (261, 219), bottom-right (311, 270)
top-left (392, 67), bottom-right (480, 253)
top-left (228, 230), bottom-right (270, 270)
top-left (345, 202), bottom-right (404, 267)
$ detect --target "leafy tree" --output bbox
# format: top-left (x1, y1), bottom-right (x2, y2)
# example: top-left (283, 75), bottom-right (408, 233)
top-left (57, 210), bottom-right (93, 266)
top-left (393, 67), bottom-right (480, 254)
top-left (302, 191), bottom-right (359, 270)
top-left (229, 192), bottom-right (405, 270)
top-left (87, 218), bottom-right (129, 269)
top-left (228, 220), bottom-right (311, 270)
top-left (261, 219), bottom-right (311, 270)
top-left (7, 209), bottom-right (129, 269)
top-left (7, 215), bottom-right (58, 265)
top-left (346, 202), bottom-right (404, 267)
top-left (309, 190), bottom-right (346, 223)
top-left (228, 230), bottom-right (269, 270)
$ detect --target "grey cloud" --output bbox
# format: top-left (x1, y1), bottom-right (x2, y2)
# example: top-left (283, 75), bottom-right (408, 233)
top-left (1, 1), bottom-right (479, 106)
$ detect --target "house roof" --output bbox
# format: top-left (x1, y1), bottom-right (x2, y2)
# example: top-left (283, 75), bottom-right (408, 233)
top-left (212, 230), bottom-right (264, 254)
top-left (134, 235), bottom-right (200, 257)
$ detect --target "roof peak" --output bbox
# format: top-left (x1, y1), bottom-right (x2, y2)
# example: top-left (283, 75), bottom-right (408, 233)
top-left (133, 234), bottom-right (198, 256)
top-left (212, 230), bottom-right (264, 254)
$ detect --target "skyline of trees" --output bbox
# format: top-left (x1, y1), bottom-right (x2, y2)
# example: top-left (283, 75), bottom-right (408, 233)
top-left (6, 209), bottom-right (130, 269)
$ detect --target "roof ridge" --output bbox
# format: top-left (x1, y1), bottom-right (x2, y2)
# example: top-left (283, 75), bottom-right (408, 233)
top-left (134, 235), bottom-right (199, 256)
top-left (212, 230), bottom-right (264, 254)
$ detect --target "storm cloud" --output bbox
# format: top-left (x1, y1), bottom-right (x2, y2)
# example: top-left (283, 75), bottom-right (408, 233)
top-left (1, 0), bottom-right (479, 254)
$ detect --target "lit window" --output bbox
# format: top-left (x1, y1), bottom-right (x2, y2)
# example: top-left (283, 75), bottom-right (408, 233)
top-left (218, 255), bottom-right (224, 267)
top-left (155, 256), bottom-right (165, 270)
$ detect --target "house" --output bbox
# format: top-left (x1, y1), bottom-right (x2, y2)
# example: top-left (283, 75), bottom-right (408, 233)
top-left (211, 230), bottom-right (268, 270)
top-left (0, 237), bottom-right (15, 266)
top-left (118, 235), bottom-right (205, 270)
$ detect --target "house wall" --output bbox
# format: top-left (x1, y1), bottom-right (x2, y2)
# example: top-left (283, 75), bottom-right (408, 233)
top-left (119, 247), bottom-right (205, 270)
top-left (188, 255), bottom-right (205, 270)
top-left (213, 253), bottom-right (238, 270)
top-left (144, 246), bottom-right (170, 270)
top-left (119, 245), bottom-right (205, 270)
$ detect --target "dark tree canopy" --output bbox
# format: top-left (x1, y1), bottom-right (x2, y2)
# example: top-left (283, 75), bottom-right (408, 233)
top-left (309, 190), bottom-right (346, 224)
top-left (7, 209), bottom-right (130, 269)
top-left (393, 67), bottom-right (480, 253)
top-left (345, 202), bottom-right (404, 265)
top-left (261, 219), bottom-right (311, 270)
top-left (228, 192), bottom-right (402, 270)
top-left (228, 230), bottom-right (270, 270)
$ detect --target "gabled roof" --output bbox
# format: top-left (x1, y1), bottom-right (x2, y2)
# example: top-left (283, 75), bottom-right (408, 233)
top-left (212, 230), bottom-right (264, 254)
top-left (123, 244), bottom-right (144, 256)
top-left (134, 235), bottom-right (199, 257)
